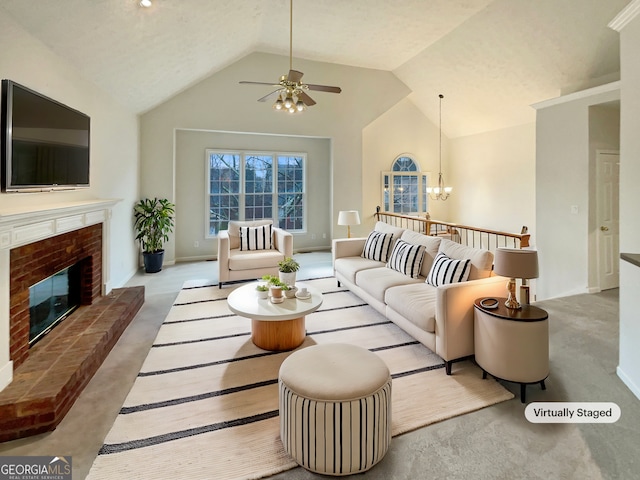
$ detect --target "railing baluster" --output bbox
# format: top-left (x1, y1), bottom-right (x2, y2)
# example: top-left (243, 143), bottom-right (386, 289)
top-left (374, 209), bottom-right (529, 250)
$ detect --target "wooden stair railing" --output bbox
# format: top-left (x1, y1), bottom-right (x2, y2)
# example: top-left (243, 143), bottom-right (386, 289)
top-left (374, 208), bottom-right (530, 251)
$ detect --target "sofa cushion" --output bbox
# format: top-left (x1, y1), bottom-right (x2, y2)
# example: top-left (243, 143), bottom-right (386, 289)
top-left (373, 221), bottom-right (405, 240)
top-left (228, 220), bottom-right (273, 250)
top-left (438, 238), bottom-right (494, 280)
top-left (399, 230), bottom-right (441, 277)
top-left (362, 231), bottom-right (394, 262)
top-left (426, 252), bottom-right (471, 287)
top-left (229, 248), bottom-right (284, 271)
top-left (386, 239), bottom-right (425, 279)
top-left (385, 283), bottom-right (437, 333)
top-left (239, 224), bottom-right (272, 251)
top-left (334, 257), bottom-right (383, 284)
top-left (356, 267), bottom-right (421, 303)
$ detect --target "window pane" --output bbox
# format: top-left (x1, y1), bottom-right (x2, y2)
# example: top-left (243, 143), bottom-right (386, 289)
top-left (277, 155), bottom-right (304, 230)
top-left (208, 153), bottom-right (240, 235)
top-left (245, 155), bottom-right (274, 220)
top-left (393, 175), bottom-right (418, 213)
top-left (392, 156), bottom-right (418, 172)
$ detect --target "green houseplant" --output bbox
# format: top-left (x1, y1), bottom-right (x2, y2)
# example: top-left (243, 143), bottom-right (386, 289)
top-left (133, 197), bottom-right (175, 273)
top-left (278, 256), bottom-right (300, 286)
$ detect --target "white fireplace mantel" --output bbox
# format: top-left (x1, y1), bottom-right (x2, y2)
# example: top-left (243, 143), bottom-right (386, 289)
top-left (0, 198), bottom-right (120, 392)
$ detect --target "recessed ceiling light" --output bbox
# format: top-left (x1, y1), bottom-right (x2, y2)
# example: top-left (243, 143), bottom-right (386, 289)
top-left (139, 0), bottom-right (152, 7)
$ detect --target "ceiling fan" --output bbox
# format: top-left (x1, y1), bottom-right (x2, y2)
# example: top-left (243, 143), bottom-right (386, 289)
top-left (239, 0), bottom-right (342, 113)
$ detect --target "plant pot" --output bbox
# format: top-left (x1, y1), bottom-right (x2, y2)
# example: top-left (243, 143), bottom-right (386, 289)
top-left (256, 289), bottom-right (269, 299)
top-left (284, 286), bottom-right (297, 298)
top-left (279, 271), bottom-right (296, 286)
top-left (143, 250), bottom-right (164, 273)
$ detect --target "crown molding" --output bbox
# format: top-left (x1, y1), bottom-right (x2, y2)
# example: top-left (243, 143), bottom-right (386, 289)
top-left (609, 0), bottom-right (640, 32)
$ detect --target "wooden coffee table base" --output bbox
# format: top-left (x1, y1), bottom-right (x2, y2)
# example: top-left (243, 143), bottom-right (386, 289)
top-left (251, 317), bottom-right (306, 351)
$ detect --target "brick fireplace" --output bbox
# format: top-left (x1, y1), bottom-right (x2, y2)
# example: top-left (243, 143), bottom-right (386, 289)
top-left (9, 224), bottom-right (103, 368)
top-left (0, 199), bottom-right (144, 442)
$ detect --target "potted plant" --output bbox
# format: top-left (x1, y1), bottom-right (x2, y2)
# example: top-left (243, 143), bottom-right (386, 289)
top-left (256, 284), bottom-right (269, 299)
top-left (133, 197), bottom-right (175, 273)
top-left (278, 257), bottom-right (300, 286)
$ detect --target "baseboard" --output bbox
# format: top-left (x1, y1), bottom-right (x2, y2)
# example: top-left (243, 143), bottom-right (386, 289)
top-left (617, 365), bottom-right (640, 400)
top-left (175, 255), bottom-right (215, 262)
top-left (587, 287), bottom-right (601, 294)
top-left (0, 360), bottom-right (13, 392)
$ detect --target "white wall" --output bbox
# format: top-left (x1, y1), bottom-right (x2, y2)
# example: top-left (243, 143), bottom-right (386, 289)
top-left (534, 84), bottom-right (620, 301)
top-left (614, 2), bottom-right (640, 400)
top-left (174, 130), bottom-right (331, 259)
top-left (140, 52), bottom-right (411, 262)
top-left (0, 9), bottom-right (140, 290)
top-left (450, 123), bottom-right (536, 235)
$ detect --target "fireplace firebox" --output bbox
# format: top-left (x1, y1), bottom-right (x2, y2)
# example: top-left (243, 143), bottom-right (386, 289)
top-left (29, 263), bottom-right (81, 346)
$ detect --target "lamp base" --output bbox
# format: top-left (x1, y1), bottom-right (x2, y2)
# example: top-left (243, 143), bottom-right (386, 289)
top-left (505, 278), bottom-right (521, 309)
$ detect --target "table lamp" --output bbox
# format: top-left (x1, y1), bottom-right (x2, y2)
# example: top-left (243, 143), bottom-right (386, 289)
top-left (337, 210), bottom-right (361, 238)
top-left (493, 248), bottom-right (539, 309)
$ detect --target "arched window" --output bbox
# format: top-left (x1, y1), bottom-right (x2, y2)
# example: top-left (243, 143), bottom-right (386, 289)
top-left (382, 155), bottom-right (428, 213)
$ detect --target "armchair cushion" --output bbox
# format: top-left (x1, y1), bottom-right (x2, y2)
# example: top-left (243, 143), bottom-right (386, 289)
top-left (228, 220), bottom-right (273, 250)
top-left (239, 224), bottom-right (272, 251)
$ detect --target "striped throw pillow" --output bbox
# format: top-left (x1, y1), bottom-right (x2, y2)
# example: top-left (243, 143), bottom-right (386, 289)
top-left (426, 252), bottom-right (471, 286)
top-left (386, 239), bottom-right (425, 279)
top-left (239, 224), bottom-right (272, 251)
top-left (362, 231), bottom-right (394, 262)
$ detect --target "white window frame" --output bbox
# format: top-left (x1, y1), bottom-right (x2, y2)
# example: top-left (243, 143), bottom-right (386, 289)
top-left (205, 149), bottom-right (307, 238)
top-left (381, 155), bottom-right (431, 214)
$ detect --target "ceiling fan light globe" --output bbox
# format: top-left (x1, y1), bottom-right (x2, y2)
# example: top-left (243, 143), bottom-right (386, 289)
top-left (296, 100), bottom-right (305, 111)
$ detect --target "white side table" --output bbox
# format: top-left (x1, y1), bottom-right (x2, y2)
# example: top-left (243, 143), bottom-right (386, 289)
top-left (474, 297), bottom-right (549, 403)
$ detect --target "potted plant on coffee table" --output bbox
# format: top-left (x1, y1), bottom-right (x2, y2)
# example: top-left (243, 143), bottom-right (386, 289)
top-left (133, 197), bottom-right (175, 273)
top-left (278, 257), bottom-right (300, 286)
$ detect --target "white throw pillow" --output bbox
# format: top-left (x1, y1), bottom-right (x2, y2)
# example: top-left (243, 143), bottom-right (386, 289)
top-left (239, 224), bottom-right (272, 251)
top-left (386, 239), bottom-right (425, 279)
top-left (362, 231), bottom-right (394, 262)
top-left (426, 252), bottom-right (471, 287)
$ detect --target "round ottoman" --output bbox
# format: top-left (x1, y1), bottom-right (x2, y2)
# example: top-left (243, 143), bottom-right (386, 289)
top-left (278, 343), bottom-right (392, 476)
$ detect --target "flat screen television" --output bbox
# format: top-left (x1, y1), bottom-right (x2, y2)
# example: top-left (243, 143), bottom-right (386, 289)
top-left (1, 80), bottom-right (90, 192)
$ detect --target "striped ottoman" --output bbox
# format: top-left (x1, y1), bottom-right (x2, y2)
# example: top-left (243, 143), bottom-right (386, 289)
top-left (278, 343), bottom-right (392, 476)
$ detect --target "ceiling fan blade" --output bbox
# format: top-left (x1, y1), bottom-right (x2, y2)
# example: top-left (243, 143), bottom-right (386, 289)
top-left (298, 91), bottom-right (316, 106)
top-left (306, 84), bottom-right (342, 94)
top-left (257, 90), bottom-right (282, 102)
top-left (239, 80), bottom-right (280, 87)
top-left (287, 70), bottom-right (304, 83)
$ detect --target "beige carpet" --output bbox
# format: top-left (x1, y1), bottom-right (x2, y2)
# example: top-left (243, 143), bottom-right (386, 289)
top-left (87, 277), bottom-right (513, 480)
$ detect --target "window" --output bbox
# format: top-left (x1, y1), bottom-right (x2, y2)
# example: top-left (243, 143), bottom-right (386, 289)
top-left (206, 150), bottom-right (306, 236)
top-left (382, 156), bottom-right (429, 213)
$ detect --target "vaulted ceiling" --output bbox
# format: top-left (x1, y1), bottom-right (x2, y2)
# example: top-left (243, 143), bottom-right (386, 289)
top-left (0, 0), bottom-right (629, 137)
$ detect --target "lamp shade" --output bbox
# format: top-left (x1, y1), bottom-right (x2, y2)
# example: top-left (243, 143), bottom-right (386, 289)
top-left (337, 210), bottom-right (361, 226)
top-left (493, 248), bottom-right (539, 279)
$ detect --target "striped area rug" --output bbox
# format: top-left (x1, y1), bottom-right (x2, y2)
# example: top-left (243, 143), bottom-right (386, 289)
top-left (87, 277), bottom-right (513, 480)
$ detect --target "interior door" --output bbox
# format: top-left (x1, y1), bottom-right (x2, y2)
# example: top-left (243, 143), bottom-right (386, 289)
top-left (596, 150), bottom-right (620, 291)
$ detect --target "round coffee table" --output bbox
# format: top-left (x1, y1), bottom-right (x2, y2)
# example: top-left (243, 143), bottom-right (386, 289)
top-left (227, 282), bottom-right (323, 351)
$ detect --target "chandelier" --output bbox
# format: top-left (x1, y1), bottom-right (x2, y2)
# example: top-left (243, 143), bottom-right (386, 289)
top-left (427, 94), bottom-right (452, 200)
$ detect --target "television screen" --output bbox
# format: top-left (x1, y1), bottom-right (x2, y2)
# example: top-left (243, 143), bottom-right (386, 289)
top-left (1, 80), bottom-right (90, 192)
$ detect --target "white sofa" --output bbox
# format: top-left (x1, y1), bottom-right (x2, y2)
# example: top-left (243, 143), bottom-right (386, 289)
top-left (218, 220), bottom-right (293, 288)
top-left (332, 222), bottom-right (506, 375)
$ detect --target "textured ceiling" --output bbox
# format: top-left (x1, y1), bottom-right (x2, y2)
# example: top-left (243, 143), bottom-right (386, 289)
top-left (0, 0), bottom-right (630, 137)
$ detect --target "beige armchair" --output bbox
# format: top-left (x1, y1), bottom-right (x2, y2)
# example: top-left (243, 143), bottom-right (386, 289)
top-left (217, 220), bottom-right (293, 288)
